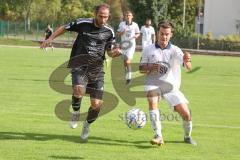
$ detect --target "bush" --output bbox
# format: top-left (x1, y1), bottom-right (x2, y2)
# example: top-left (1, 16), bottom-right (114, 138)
top-left (172, 32), bottom-right (240, 51)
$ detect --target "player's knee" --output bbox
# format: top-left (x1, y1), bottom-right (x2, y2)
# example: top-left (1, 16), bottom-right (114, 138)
top-left (181, 112), bottom-right (191, 121)
top-left (175, 104), bottom-right (191, 121)
top-left (147, 97), bottom-right (159, 110)
top-left (91, 99), bottom-right (103, 108)
top-left (73, 85), bottom-right (85, 98)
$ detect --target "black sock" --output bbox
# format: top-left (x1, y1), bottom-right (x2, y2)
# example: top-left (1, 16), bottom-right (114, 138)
top-left (72, 95), bottom-right (82, 111)
top-left (86, 107), bottom-right (100, 124)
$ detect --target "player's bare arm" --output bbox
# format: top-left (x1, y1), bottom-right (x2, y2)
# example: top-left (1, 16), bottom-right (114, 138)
top-left (107, 46), bottom-right (122, 58)
top-left (139, 63), bottom-right (160, 74)
top-left (152, 34), bottom-right (156, 43)
top-left (40, 26), bottom-right (66, 49)
top-left (116, 28), bottom-right (128, 37)
top-left (183, 51), bottom-right (192, 70)
top-left (132, 33), bottom-right (140, 39)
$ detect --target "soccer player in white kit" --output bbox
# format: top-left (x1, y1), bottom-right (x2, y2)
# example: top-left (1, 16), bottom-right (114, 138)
top-left (139, 21), bottom-right (197, 146)
top-left (140, 18), bottom-right (155, 49)
top-left (117, 11), bottom-right (140, 85)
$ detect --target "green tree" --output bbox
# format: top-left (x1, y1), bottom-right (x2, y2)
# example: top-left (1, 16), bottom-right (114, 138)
top-left (168, 0), bottom-right (198, 37)
top-left (127, 0), bottom-right (169, 28)
top-left (107, 0), bottom-right (122, 29)
top-left (60, 0), bottom-right (83, 22)
top-left (34, 0), bottom-right (61, 25)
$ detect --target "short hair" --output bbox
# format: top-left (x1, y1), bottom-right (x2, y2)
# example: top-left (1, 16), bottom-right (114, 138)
top-left (158, 20), bottom-right (174, 31)
top-left (94, 3), bottom-right (110, 14)
top-left (146, 18), bottom-right (152, 21)
top-left (124, 10), bottom-right (133, 16)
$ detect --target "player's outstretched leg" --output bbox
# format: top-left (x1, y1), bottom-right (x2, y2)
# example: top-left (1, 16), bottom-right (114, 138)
top-left (80, 106), bottom-right (100, 140)
top-left (175, 103), bottom-right (197, 146)
top-left (149, 108), bottom-right (164, 146)
top-left (124, 58), bottom-right (132, 85)
top-left (69, 95), bottom-right (82, 129)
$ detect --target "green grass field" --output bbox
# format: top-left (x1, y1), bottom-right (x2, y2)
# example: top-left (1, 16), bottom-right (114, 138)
top-left (0, 46), bottom-right (240, 160)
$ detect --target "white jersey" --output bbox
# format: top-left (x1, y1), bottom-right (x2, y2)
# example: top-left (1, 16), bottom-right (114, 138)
top-left (117, 21), bottom-right (140, 44)
top-left (140, 25), bottom-right (155, 42)
top-left (140, 43), bottom-right (184, 91)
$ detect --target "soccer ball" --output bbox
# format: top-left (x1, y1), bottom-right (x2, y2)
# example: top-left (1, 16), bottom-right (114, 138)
top-left (125, 108), bottom-right (147, 129)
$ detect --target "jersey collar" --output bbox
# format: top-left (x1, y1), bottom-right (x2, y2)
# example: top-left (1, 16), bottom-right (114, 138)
top-left (93, 18), bottom-right (105, 28)
top-left (125, 21), bottom-right (133, 25)
top-left (155, 42), bottom-right (172, 50)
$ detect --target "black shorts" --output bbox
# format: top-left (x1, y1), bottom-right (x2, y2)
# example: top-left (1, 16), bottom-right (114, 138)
top-left (71, 66), bottom-right (104, 100)
top-left (45, 36), bottom-right (50, 40)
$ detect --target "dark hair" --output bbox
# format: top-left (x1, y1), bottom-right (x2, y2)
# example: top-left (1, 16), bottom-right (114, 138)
top-left (94, 3), bottom-right (110, 14)
top-left (158, 20), bottom-right (174, 31)
top-left (125, 10), bottom-right (133, 15)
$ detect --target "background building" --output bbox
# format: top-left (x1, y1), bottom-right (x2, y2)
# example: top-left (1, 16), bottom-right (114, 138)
top-left (203, 0), bottom-right (240, 37)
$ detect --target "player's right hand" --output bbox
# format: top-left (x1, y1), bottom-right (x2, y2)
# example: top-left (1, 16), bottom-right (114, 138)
top-left (40, 39), bottom-right (51, 49)
top-left (150, 63), bottom-right (160, 73)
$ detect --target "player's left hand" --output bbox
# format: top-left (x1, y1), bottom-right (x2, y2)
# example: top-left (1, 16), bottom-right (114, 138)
top-left (111, 47), bottom-right (122, 58)
top-left (183, 52), bottom-right (192, 70)
top-left (40, 39), bottom-right (51, 49)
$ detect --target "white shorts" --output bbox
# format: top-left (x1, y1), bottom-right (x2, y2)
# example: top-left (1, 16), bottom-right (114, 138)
top-left (142, 40), bottom-right (152, 49)
top-left (145, 85), bottom-right (189, 110)
top-left (163, 90), bottom-right (189, 109)
top-left (122, 44), bottom-right (136, 60)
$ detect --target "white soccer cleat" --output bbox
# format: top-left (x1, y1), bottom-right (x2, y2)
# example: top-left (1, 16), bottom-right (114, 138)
top-left (150, 135), bottom-right (164, 146)
top-left (69, 111), bottom-right (80, 129)
top-left (80, 121), bottom-right (90, 140)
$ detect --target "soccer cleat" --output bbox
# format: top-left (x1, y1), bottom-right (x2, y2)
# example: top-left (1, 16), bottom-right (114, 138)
top-left (184, 136), bottom-right (197, 146)
top-left (80, 121), bottom-right (90, 140)
top-left (69, 111), bottom-right (80, 129)
top-left (150, 135), bottom-right (164, 146)
top-left (125, 79), bottom-right (132, 85)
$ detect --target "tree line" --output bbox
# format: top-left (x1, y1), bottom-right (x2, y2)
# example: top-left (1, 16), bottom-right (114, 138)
top-left (0, 0), bottom-right (202, 36)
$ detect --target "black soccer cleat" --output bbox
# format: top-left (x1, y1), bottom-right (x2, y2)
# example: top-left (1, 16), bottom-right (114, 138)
top-left (125, 79), bottom-right (132, 85)
top-left (184, 136), bottom-right (197, 146)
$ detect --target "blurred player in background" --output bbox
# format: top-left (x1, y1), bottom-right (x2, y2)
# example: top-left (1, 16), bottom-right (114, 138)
top-left (44, 24), bottom-right (54, 51)
top-left (41, 3), bottom-right (121, 141)
top-left (139, 21), bottom-right (197, 146)
top-left (140, 18), bottom-right (155, 49)
top-left (116, 11), bottom-right (140, 85)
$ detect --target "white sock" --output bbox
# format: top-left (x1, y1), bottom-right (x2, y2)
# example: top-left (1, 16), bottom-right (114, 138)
top-left (183, 120), bottom-right (192, 138)
top-left (149, 109), bottom-right (162, 138)
top-left (125, 66), bottom-right (132, 80)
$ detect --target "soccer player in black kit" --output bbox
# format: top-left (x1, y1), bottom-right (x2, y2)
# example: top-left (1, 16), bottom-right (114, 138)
top-left (41, 3), bottom-right (122, 140)
top-left (44, 24), bottom-right (54, 51)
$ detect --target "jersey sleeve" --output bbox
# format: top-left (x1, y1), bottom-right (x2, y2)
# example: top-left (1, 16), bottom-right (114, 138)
top-left (135, 23), bottom-right (140, 34)
top-left (117, 22), bottom-right (124, 32)
top-left (106, 32), bottom-right (116, 50)
top-left (151, 27), bottom-right (155, 35)
top-left (173, 46), bottom-right (184, 64)
top-left (64, 18), bottom-right (86, 32)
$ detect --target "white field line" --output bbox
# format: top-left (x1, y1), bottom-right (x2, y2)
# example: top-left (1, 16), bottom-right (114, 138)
top-left (163, 121), bottom-right (240, 129)
top-left (0, 44), bottom-right (40, 49)
top-left (1, 111), bottom-right (239, 130)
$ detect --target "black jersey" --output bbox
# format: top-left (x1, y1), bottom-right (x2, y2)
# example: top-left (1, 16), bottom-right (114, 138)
top-left (45, 28), bottom-right (53, 39)
top-left (65, 18), bottom-right (115, 68)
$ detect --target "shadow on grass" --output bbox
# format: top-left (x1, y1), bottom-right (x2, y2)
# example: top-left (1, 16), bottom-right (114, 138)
top-left (49, 155), bottom-right (84, 160)
top-left (186, 66), bottom-right (201, 74)
top-left (0, 131), bottom-right (155, 149)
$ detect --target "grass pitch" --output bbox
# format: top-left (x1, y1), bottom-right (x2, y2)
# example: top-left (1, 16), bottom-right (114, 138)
top-left (0, 46), bottom-right (240, 160)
